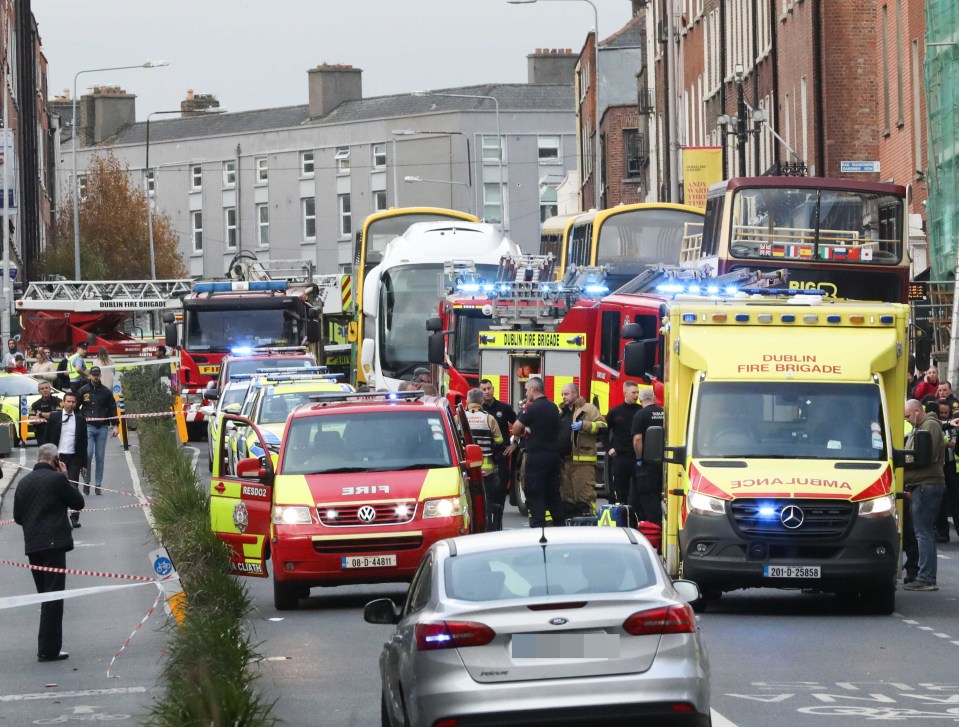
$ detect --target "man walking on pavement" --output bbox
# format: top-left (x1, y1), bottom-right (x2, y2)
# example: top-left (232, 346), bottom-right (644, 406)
top-left (13, 442), bottom-right (85, 662)
top-left (903, 398), bottom-right (946, 591)
top-left (605, 381), bottom-right (642, 505)
top-left (465, 388), bottom-right (505, 530)
top-left (46, 392), bottom-right (88, 528)
top-left (30, 381), bottom-right (63, 446)
top-left (512, 377), bottom-right (565, 528)
top-left (78, 366), bottom-right (119, 496)
top-left (557, 383), bottom-right (606, 517)
top-left (632, 388), bottom-right (665, 523)
top-left (66, 342), bottom-right (91, 397)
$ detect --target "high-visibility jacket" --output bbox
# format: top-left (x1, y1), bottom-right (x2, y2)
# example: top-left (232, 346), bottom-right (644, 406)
top-left (570, 396), bottom-right (607, 463)
top-left (67, 352), bottom-right (86, 383)
top-left (466, 404), bottom-right (503, 473)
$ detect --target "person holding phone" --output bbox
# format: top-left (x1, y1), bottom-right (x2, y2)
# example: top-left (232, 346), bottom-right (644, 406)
top-left (45, 392), bottom-right (88, 528)
top-left (13, 443), bottom-right (85, 661)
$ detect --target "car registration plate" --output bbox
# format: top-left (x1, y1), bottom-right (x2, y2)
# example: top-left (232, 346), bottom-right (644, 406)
top-left (764, 565), bottom-right (820, 578)
top-left (341, 555), bottom-right (397, 569)
top-left (511, 633), bottom-right (620, 659)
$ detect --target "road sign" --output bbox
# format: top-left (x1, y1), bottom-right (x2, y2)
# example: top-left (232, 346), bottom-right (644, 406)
top-left (840, 160), bottom-right (881, 173)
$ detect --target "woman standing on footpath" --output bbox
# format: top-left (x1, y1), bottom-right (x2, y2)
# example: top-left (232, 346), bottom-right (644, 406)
top-left (30, 348), bottom-right (59, 383)
top-left (95, 348), bottom-right (115, 392)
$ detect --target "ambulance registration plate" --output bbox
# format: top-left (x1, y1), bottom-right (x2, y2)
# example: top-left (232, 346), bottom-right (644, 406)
top-left (341, 555), bottom-right (397, 569)
top-left (764, 565), bottom-right (820, 578)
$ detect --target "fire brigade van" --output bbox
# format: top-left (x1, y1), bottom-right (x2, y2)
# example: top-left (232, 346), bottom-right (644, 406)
top-left (625, 292), bottom-right (931, 614)
top-left (210, 391), bottom-right (485, 610)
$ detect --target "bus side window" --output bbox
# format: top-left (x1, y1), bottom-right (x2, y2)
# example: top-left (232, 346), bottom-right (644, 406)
top-left (700, 196), bottom-right (722, 256)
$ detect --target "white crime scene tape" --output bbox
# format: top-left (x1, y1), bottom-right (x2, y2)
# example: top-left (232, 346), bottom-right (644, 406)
top-left (0, 581), bottom-right (157, 610)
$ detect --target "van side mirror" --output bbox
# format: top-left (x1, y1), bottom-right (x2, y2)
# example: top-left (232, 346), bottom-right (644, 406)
top-left (894, 429), bottom-right (932, 469)
top-left (644, 425), bottom-right (686, 466)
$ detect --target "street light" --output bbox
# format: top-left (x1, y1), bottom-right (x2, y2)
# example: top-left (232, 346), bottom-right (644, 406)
top-left (716, 63), bottom-right (762, 177)
top-left (390, 128), bottom-right (417, 205)
top-left (508, 0), bottom-right (601, 210)
top-left (404, 175), bottom-right (472, 213)
top-left (72, 60), bottom-right (168, 280)
top-left (414, 90), bottom-right (503, 231)
top-left (145, 107), bottom-right (226, 279)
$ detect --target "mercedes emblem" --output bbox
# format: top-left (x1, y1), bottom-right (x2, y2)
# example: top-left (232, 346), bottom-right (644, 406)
top-left (780, 505), bottom-right (804, 529)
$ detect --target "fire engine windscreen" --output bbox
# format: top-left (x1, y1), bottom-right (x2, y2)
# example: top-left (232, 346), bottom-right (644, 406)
top-left (692, 382), bottom-right (886, 461)
top-left (281, 411), bottom-right (453, 475)
top-left (378, 264), bottom-right (497, 378)
top-left (596, 209), bottom-right (705, 290)
top-left (185, 304), bottom-right (302, 352)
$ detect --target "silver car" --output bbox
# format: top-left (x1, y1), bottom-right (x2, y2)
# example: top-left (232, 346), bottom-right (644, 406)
top-left (365, 527), bottom-right (710, 727)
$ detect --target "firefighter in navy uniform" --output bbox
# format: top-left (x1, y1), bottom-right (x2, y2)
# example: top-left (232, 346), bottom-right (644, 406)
top-left (465, 388), bottom-right (505, 530)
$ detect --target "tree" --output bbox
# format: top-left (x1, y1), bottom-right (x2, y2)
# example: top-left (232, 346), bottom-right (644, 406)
top-left (40, 151), bottom-right (187, 280)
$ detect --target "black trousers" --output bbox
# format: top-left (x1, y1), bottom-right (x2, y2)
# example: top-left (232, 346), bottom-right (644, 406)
top-left (935, 463), bottom-right (959, 538)
top-left (59, 453), bottom-right (83, 520)
top-left (484, 472), bottom-right (505, 531)
top-left (903, 492), bottom-right (918, 578)
top-left (524, 451), bottom-right (565, 528)
top-left (609, 453), bottom-right (636, 505)
top-left (630, 466), bottom-right (663, 524)
top-left (29, 548), bottom-right (67, 658)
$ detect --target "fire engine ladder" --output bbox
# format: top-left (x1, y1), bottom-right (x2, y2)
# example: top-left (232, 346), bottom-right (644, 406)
top-left (313, 273), bottom-right (351, 316)
top-left (227, 251), bottom-right (316, 284)
top-left (491, 255), bottom-right (605, 327)
top-left (17, 279), bottom-right (193, 312)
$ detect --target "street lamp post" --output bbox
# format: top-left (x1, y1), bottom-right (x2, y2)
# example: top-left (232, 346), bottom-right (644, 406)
top-left (415, 91), bottom-right (503, 232)
top-left (72, 60), bottom-right (168, 280)
top-left (716, 64), bottom-right (761, 177)
top-left (404, 176), bottom-right (472, 214)
top-left (508, 0), bottom-right (600, 210)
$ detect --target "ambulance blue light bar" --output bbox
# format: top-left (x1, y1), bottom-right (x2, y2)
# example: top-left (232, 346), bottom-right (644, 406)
top-left (194, 280), bottom-right (288, 293)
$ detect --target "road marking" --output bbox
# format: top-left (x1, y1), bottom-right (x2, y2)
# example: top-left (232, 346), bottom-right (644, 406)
top-left (185, 445), bottom-right (200, 472)
top-left (934, 633), bottom-right (950, 638)
top-left (0, 687), bottom-right (148, 702)
top-left (123, 448), bottom-right (155, 532)
top-left (710, 708), bottom-right (739, 726)
top-left (919, 626), bottom-right (935, 631)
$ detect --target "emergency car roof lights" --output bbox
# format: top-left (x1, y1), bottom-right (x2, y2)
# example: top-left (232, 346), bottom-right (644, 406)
top-left (307, 390), bottom-right (426, 403)
top-left (255, 366), bottom-right (328, 374)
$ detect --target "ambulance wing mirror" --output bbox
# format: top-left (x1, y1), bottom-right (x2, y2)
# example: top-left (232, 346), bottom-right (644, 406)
top-left (623, 339), bottom-right (658, 381)
top-left (894, 429), bottom-right (932, 469)
top-left (428, 332), bottom-right (446, 366)
top-left (426, 317), bottom-right (442, 333)
top-left (644, 425), bottom-right (686, 466)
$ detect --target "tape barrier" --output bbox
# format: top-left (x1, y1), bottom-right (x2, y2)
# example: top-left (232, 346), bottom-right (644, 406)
top-left (0, 519), bottom-right (13, 527)
top-left (5, 461), bottom-right (155, 502)
top-left (0, 557), bottom-right (162, 582)
top-left (0, 581), bottom-right (156, 610)
top-left (21, 410), bottom-right (178, 425)
top-left (108, 588), bottom-right (164, 679)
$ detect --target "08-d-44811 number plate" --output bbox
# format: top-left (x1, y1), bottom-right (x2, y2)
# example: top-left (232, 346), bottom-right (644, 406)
top-left (764, 565), bottom-right (820, 578)
top-left (341, 555), bottom-right (397, 569)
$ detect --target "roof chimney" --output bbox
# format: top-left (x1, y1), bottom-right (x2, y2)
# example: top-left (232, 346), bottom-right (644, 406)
top-left (181, 90), bottom-right (220, 116)
top-left (80, 85), bottom-right (136, 145)
top-left (307, 64), bottom-right (362, 118)
top-left (526, 48), bottom-right (578, 85)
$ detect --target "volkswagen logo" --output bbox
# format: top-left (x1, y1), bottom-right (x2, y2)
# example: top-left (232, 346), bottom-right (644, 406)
top-left (780, 505), bottom-right (804, 529)
top-left (358, 505), bottom-right (377, 523)
top-left (549, 617), bottom-right (568, 626)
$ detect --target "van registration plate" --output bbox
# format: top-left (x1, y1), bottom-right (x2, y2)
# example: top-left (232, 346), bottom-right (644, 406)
top-left (764, 565), bottom-right (820, 578)
top-left (342, 555), bottom-right (397, 569)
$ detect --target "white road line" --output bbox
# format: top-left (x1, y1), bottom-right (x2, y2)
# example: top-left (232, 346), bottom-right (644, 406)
top-left (934, 633), bottom-right (951, 638)
top-left (185, 445), bottom-right (200, 472)
top-left (918, 626), bottom-right (935, 631)
top-left (903, 619), bottom-right (919, 625)
top-left (0, 686), bottom-right (148, 702)
top-left (123, 448), bottom-right (155, 533)
top-left (952, 641), bottom-right (959, 647)
top-left (711, 708), bottom-right (739, 727)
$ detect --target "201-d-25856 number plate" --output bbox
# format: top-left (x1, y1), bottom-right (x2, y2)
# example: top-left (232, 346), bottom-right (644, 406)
top-left (341, 555), bottom-right (397, 569)
top-left (764, 565), bottom-right (821, 578)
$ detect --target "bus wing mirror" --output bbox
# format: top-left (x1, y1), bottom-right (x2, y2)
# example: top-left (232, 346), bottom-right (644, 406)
top-left (426, 317), bottom-right (442, 333)
top-left (428, 332), bottom-right (446, 366)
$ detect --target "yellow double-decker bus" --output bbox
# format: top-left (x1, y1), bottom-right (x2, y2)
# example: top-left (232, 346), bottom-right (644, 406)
top-left (544, 203), bottom-right (705, 291)
top-left (350, 207), bottom-right (479, 385)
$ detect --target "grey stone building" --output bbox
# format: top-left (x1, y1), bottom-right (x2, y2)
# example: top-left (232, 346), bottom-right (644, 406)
top-left (59, 56), bottom-right (578, 277)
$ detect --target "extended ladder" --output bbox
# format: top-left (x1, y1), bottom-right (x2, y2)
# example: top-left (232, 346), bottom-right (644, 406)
top-left (16, 279), bottom-right (193, 312)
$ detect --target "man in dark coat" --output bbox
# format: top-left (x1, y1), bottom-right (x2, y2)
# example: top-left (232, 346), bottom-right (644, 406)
top-left (45, 392), bottom-right (88, 527)
top-left (13, 443), bottom-right (85, 661)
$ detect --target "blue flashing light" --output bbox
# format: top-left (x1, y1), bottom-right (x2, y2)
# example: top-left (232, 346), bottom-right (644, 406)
top-left (826, 315), bottom-right (841, 324)
top-left (781, 314), bottom-right (796, 323)
top-left (584, 284), bottom-right (608, 295)
top-left (482, 284), bottom-right (495, 293)
top-left (458, 283), bottom-right (481, 294)
top-left (682, 313), bottom-right (697, 323)
top-left (249, 280), bottom-right (288, 292)
top-left (231, 346), bottom-right (253, 356)
top-left (425, 632), bottom-right (452, 644)
top-left (758, 506), bottom-right (776, 518)
top-left (498, 284), bottom-right (511, 294)
top-left (657, 283), bottom-right (685, 294)
top-left (706, 285), bottom-right (720, 295)
top-left (263, 430), bottom-right (282, 445)
top-left (725, 286), bottom-right (738, 296)
top-left (541, 283), bottom-right (552, 293)
top-left (687, 284), bottom-right (701, 295)
top-left (879, 315), bottom-right (894, 324)
top-left (735, 313), bottom-right (749, 322)
top-left (388, 392), bottom-right (398, 400)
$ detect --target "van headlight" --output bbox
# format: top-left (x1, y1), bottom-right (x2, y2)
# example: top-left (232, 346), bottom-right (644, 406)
top-left (858, 494), bottom-right (896, 518)
top-left (688, 490), bottom-right (726, 516)
top-left (423, 498), bottom-right (464, 519)
top-left (273, 505), bottom-right (313, 525)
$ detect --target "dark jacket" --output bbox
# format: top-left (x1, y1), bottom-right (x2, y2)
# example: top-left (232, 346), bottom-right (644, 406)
top-left (13, 462), bottom-right (85, 554)
top-left (77, 381), bottom-right (119, 426)
top-left (46, 410), bottom-right (88, 462)
top-left (905, 412), bottom-right (946, 485)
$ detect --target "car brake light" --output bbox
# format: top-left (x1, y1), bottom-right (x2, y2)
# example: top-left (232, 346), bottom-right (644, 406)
top-left (415, 621), bottom-right (495, 651)
top-left (623, 604), bottom-right (696, 635)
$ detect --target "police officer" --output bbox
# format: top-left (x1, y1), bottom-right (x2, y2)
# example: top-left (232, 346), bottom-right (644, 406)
top-left (30, 381), bottom-right (63, 446)
top-left (512, 377), bottom-right (565, 528)
top-left (66, 342), bottom-right (91, 397)
top-left (77, 367), bottom-right (118, 496)
top-left (465, 388), bottom-right (505, 530)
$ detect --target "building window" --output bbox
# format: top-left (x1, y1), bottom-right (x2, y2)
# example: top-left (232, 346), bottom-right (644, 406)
top-left (540, 185), bottom-right (558, 222)
top-left (374, 189), bottom-right (388, 211)
top-left (255, 156), bottom-right (269, 184)
top-left (300, 150), bottom-right (314, 177)
top-left (223, 160), bottom-right (236, 187)
top-left (302, 197), bottom-right (316, 239)
top-left (538, 136), bottom-right (560, 163)
top-left (335, 147), bottom-right (350, 173)
top-left (256, 203), bottom-right (270, 246)
top-left (484, 183), bottom-right (502, 224)
top-left (191, 164), bottom-right (202, 191)
top-left (372, 143), bottom-right (387, 169)
top-left (224, 207), bottom-right (237, 250)
top-left (482, 135), bottom-right (503, 162)
top-left (338, 194), bottom-right (352, 236)
top-left (624, 129), bottom-right (647, 177)
top-left (191, 211), bottom-right (203, 253)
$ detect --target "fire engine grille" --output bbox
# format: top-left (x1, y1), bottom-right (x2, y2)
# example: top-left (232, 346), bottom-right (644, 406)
top-left (729, 499), bottom-right (856, 539)
top-left (317, 501), bottom-right (417, 527)
top-left (312, 536), bottom-right (424, 554)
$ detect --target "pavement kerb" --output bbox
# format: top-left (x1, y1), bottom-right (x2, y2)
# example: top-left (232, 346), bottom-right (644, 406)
top-left (0, 446), bottom-right (24, 515)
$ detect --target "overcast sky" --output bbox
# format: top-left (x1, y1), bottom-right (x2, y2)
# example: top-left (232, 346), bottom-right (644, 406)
top-left (34, 0), bottom-right (633, 120)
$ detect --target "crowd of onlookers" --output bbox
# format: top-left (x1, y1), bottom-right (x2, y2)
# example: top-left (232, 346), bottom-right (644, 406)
top-left (0, 337), bottom-right (115, 393)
